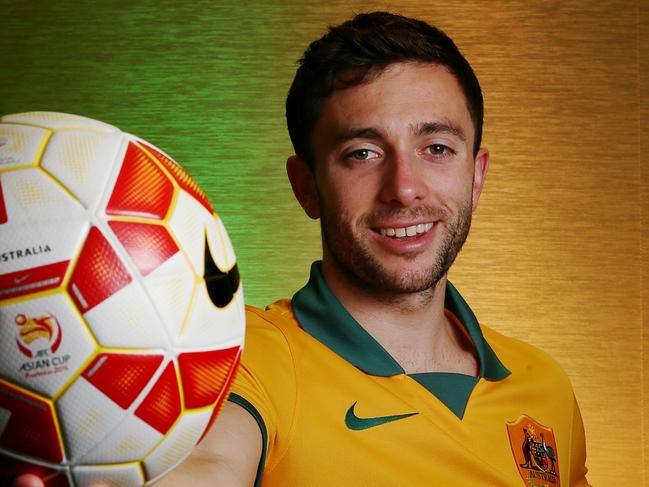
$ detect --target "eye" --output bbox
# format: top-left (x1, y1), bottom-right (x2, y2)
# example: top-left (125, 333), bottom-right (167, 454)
top-left (345, 148), bottom-right (380, 161)
top-left (426, 144), bottom-right (452, 156)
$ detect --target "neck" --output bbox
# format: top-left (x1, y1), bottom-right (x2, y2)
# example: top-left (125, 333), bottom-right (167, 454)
top-left (321, 257), bottom-right (478, 375)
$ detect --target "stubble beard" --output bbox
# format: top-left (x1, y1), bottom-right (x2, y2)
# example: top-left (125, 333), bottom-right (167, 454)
top-left (321, 202), bottom-right (473, 299)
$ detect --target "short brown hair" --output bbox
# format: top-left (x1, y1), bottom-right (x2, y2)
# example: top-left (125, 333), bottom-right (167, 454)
top-left (286, 12), bottom-right (484, 168)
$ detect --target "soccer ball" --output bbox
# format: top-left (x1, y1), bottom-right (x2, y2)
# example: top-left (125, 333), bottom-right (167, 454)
top-left (0, 112), bottom-right (245, 486)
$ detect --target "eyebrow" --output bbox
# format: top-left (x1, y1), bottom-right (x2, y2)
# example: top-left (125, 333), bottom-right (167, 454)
top-left (333, 127), bottom-right (383, 143)
top-left (333, 120), bottom-right (467, 144)
top-left (413, 121), bottom-right (466, 141)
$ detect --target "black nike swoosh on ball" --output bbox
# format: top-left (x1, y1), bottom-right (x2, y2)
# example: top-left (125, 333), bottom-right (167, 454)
top-left (203, 234), bottom-right (240, 308)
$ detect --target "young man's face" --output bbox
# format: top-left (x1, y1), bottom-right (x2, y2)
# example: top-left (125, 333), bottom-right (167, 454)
top-left (296, 61), bottom-right (488, 295)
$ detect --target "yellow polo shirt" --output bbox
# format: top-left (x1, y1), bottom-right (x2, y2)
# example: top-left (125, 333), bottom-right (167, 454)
top-left (230, 262), bottom-right (589, 486)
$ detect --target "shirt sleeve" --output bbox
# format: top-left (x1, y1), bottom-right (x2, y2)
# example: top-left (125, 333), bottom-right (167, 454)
top-left (228, 305), bottom-right (297, 474)
top-left (569, 394), bottom-right (591, 486)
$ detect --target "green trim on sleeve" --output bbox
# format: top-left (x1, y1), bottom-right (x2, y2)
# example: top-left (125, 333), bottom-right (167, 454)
top-left (227, 393), bottom-right (267, 487)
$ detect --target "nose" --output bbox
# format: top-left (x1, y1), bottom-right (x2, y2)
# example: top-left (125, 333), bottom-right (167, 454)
top-left (379, 152), bottom-right (428, 207)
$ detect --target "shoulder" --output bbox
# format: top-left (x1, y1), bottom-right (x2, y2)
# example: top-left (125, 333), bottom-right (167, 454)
top-left (481, 324), bottom-right (575, 394)
top-left (241, 301), bottom-right (298, 365)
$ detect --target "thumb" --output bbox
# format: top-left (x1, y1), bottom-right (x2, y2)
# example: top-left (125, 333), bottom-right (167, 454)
top-left (12, 473), bottom-right (44, 487)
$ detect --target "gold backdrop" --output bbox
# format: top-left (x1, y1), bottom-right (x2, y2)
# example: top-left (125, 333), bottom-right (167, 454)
top-left (1, 0), bottom-right (646, 485)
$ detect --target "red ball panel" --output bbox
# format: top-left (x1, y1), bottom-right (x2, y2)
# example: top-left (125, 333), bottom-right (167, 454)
top-left (68, 226), bottom-right (132, 312)
top-left (82, 353), bottom-right (164, 410)
top-left (0, 176), bottom-right (7, 224)
top-left (141, 142), bottom-right (213, 214)
top-left (108, 221), bottom-right (179, 277)
top-left (178, 346), bottom-right (241, 409)
top-left (135, 362), bottom-right (181, 435)
top-left (0, 381), bottom-right (63, 463)
top-left (105, 142), bottom-right (174, 220)
top-left (0, 260), bottom-right (69, 300)
top-left (195, 350), bottom-right (241, 445)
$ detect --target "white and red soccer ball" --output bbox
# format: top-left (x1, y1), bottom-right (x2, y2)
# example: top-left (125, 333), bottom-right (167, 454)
top-left (0, 112), bottom-right (245, 486)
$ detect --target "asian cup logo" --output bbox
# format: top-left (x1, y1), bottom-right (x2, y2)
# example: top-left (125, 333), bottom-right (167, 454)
top-left (14, 312), bottom-right (63, 358)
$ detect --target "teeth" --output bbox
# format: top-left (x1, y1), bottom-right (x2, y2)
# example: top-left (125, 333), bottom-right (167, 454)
top-left (379, 223), bottom-right (434, 237)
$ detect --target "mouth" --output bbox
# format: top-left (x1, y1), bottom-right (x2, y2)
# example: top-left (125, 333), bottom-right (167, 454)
top-left (375, 222), bottom-right (434, 239)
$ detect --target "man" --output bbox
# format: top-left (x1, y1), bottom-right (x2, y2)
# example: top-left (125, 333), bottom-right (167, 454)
top-left (15, 11), bottom-right (589, 487)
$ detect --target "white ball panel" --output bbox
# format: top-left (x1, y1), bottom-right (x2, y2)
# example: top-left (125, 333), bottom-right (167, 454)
top-left (1, 112), bottom-right (119, 132)
top-left (2, 168), bottom-right (85, 222)
top-left (0, 293), bottom-right (96, 398)
top-left (143, 408), bottom-right (212, 483)
top-left (142, 253), bottom-right (195, 343)
top-left (81, 414), bottom-right (162, 464)
top-left (0, 123), bottom-right (49, 170)
top-left (57, 378), bottom-right (126, 461)
top-left (168, 191), bottom-right (213, 276)
top-left (72, 463), bottom-right (144, 487)
top-left (211, 216), bottom-right (237, 270)
top-left (176, 285), bottom-right (245, 348)
top-left (41, 130), bottom-right (125, 211)
top-left (0, 218), bottom-right (87, 276)
top-left (83, 281), bottom-right (168, 348)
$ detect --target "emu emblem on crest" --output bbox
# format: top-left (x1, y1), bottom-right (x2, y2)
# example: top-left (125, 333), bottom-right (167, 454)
top-left (506, 415), bottom-right (560, 486)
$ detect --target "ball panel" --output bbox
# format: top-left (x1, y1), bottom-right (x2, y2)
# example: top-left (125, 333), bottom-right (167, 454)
top-left (178, 346), bottom-right (241, 409)
top-left (82, 353), bottom-right (164, 410)
top-left (134, 362), bottom-right (181, 435)
top-left (176, 285), bottom-right (245, 348)
top-left (1, 168), bottom-right (85, 221)
top-left (141, 253), bottom-right (195, 343)
top-left (108, 221), bottom-right (179, 277)
top-left (142, 408), bottom-right (213, 484)
top-left (0, 260), bottom-right (69, 300)
top-left (56, 379), bottom-right (126, 462)
top-left (79, 414), bottom-right (161, 464)
top-left (139, 141), bottom-right (213, 214)
top-left (0, 124), bottom-right (49, 170)
top-left (68, 226), bottom-right (133, 313)
top-left (0, 217), bottom-right (87, 276)
top-left (0, 177), bottom-right (7, 224)
top-left (82, 282), bottom-right (169, 348)
top-left (167, 191), bottom-right (213, 276)
top-left (72, 463), bottom-right (144, 487)
top-left (0, 294), bottom-right (96, 398)
top-left (41, 130), bottom-right (125, 211)
top-left (1, 112), bottom-right (119, 132)
top-left (0, 381), bottom-right (63, 463)
top-left (105, 142), bottom-right (174, 220)
top-left (209, 216), bottom-right (237, 270)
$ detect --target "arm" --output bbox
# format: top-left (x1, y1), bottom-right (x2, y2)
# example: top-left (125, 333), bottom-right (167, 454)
top-left (12, 401), bottom-right (263, 487)
top-left (156, 401), bottom-right (263, 486)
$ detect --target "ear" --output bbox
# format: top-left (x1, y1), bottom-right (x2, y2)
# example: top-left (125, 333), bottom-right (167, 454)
top-left (471, 148), bottom-right (489, 212)
top-left (286, 155), bottom-right (320, 219)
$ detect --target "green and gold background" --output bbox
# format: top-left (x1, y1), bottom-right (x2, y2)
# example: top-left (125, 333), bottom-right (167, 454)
top-left (1, 1), bottom-right (646, 484)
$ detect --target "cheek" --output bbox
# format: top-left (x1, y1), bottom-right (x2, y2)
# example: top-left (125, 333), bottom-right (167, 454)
top-left (319, 171), bottom-right (373, 214)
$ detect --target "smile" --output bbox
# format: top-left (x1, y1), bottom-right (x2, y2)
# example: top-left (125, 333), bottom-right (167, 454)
top-left (377, 223), bottom-right (434, 238)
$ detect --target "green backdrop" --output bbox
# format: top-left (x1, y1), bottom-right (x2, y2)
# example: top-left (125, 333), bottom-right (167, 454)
top-left (1, 0), bottom-right (325, 306)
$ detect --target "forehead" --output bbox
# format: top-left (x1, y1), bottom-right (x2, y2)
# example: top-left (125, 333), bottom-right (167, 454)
top-left (312, 62), bottom-right (474, 148)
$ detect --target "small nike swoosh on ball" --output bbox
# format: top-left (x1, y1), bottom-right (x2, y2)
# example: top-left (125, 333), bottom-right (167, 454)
top-left (345, 401), bottom-right (418, 431)
top-left (14, 274), bottom-right (30, 284)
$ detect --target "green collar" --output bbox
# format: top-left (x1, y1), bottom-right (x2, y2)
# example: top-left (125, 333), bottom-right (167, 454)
top-left (292, 261), bottom-right (510, 380)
